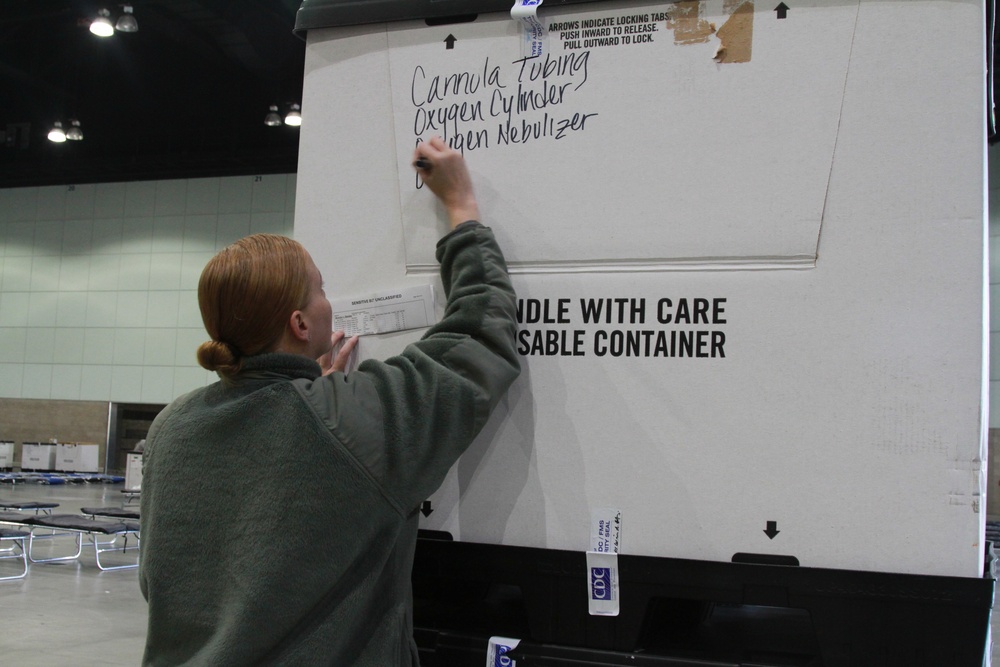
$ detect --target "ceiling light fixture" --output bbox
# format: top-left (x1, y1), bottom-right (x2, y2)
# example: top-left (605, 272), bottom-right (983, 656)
top-left (264, 105), bottom-right (282, 127)
top-left (90, 9), bottom-right (115, 37)
top-left (115, 5), bottom-right (138, 33)
top-left (66, 120), bottom-right (84, 141)
top-left (48, 122), bottom-right (67, 143)
top-left (284, 104), bottom-right (302, 127)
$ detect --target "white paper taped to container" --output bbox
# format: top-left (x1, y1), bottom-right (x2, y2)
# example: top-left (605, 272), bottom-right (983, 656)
top-left (510, 0), bottom-right (546, 58)
top-left (586, 550), bottom-right (620, 616)
top-left (486, 636), bottom-right (520, 666)
top-left (330, 284), bottom-right (435, 336)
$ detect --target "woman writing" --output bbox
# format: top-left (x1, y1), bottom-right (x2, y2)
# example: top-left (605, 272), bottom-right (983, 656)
top-left (139, 137), bottom-right (520, 666)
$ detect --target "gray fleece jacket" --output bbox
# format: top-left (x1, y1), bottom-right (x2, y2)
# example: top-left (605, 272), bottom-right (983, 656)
top-left (139, 222), bottom-right (520, 666)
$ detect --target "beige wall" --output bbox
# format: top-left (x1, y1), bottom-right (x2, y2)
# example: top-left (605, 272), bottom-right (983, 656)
top-left (0, 173), bottom-right (296, 475)
top-left (0, 398), bottom-right (109, 468)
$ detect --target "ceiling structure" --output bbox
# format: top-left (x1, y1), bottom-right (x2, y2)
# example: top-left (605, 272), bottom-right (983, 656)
top-left (3, 1), bottom-right (997, 190)
top-left (0, 0), bottom-right (305, 188)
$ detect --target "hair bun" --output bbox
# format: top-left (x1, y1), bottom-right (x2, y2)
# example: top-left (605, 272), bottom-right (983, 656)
top-left (196, 340), bottom-right (241, 374)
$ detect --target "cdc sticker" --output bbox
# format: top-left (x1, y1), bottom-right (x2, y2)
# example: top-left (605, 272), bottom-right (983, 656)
top-left (590, 507), bottom-right (622, 554)
top-left (586, 551), bottom-right (620, 616)
top-left (511, 0), bottom-right (547, 58)
top-left (486, 636), bottom-right (521, 666)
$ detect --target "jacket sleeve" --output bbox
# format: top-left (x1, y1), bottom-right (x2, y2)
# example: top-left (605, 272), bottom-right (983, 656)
top-left (345, 221), bottom-right (520, 513)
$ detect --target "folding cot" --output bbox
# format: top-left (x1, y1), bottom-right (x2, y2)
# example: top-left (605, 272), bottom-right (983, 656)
top-left (0, 499), bottom-right (58, 515)
top-left (81, 506), bottom-right (140, 520)
top-left (120, 489), bottom-right (140, 506)
top-left (0, 511), bottom-right (139, 571)
top-left (0, 527), bottom-right (29, 580)
top-left (0, 473), bottom-right (125, 485)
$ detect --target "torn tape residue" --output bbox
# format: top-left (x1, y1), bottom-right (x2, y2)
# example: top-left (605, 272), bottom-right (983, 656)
top-left (715, 1), bottom-right (754, 64)
top-left (668, 0), bottom-right (715, 45)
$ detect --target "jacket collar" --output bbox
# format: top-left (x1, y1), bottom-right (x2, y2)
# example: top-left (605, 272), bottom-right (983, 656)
top-left (232, 352), bottom-right (321, 384)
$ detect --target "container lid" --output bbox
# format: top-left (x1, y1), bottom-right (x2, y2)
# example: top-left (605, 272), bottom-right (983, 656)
top-left (295, 0), bottom-right (610, 34)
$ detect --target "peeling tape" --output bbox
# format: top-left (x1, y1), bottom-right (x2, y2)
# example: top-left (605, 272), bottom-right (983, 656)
top-left (591, 507), bottom-right (622, 554)
top-left (587, 550), bottom-right (620, 616)
top-left (487, 637), bottom-right (520, 666)
top-left (668, 1), bottom-right (715, 45)
top-left (511, 0), bottom-right (547, 58)
top-left (714, 0), bottom-right (754, 64)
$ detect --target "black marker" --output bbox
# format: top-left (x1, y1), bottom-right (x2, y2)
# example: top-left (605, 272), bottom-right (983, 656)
top-left (413, 157), bottom-right (430, 170)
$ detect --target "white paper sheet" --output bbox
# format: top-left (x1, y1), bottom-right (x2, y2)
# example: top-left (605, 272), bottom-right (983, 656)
top-left (330, 284), bottom-right (435, 336)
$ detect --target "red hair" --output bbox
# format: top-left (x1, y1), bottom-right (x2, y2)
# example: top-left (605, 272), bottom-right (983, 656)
top-left (195, 234), bottom-right (311, 378)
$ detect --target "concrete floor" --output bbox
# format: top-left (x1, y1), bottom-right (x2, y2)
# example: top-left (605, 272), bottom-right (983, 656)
top-left (0, 482), bottom-right (997, 666)
top-left (0, 482), bottom-right (145, 665)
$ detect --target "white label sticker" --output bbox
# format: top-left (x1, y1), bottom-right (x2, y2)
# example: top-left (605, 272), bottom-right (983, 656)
top-left (486, 636), bottom-right (520, 666)
top-left (590, 507), bottom-right (622, 554)
top-left (510, 0), bottom-right (546, 58)
top-left (586, 551), bottom-right (620, 616)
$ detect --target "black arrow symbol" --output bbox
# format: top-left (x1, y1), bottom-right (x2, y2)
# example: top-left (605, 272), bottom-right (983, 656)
top-left (764, 521), bottom-right (780, 539)
top-left (420, 500), bottom-right (434, 517)
top-left (444, 34), bottom-right (457, 50)
top-left (775, 3), bottom-right (789, 19)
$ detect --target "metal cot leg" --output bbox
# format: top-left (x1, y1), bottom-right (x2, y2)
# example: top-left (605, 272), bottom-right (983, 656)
top-left (91, 531), bottom-right (140, 571)
top-left (0, 531), bottom-right (29, 580)
top-left (28, 528), bottom-right (83, 563)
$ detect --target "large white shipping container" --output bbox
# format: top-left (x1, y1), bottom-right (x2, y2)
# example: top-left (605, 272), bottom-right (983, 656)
top-left (55, 443), bottom-right (100, 473)
top-left (21, 443), bottom-right (57, 471)
top-left (295, 0), bottom-right (988, 578)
